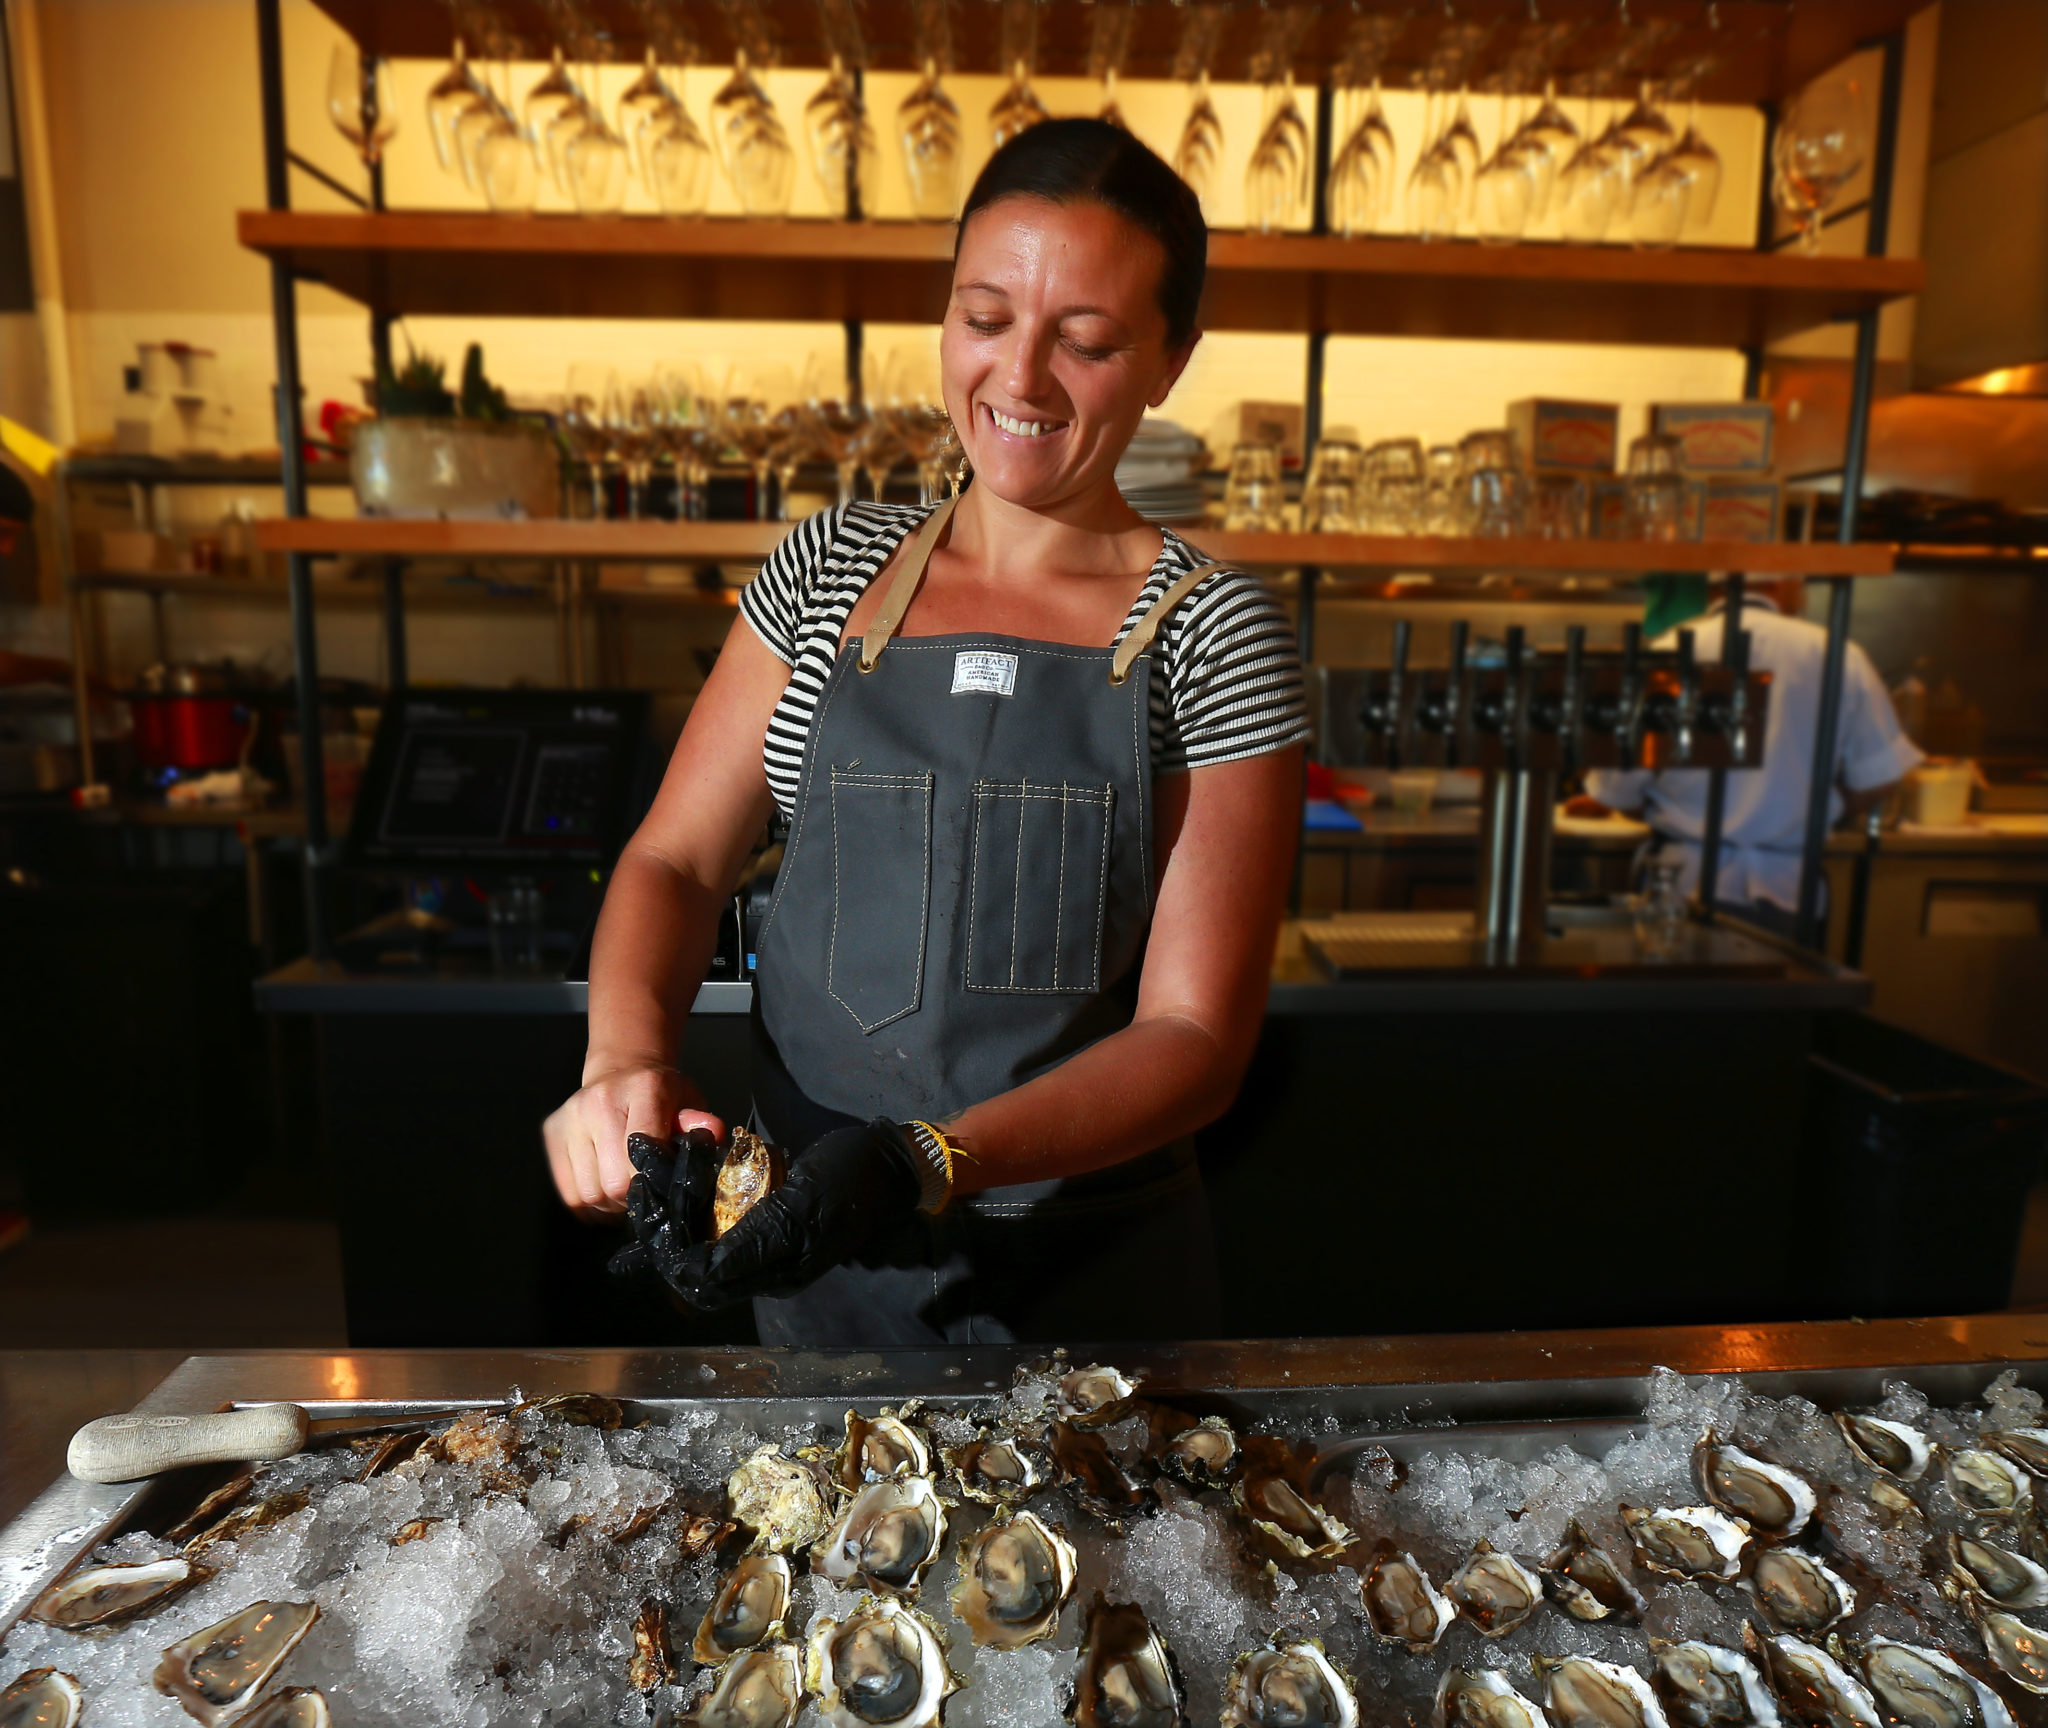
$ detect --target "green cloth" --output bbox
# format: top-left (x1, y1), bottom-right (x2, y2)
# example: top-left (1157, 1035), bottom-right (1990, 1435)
top-left (1642, 573), bottom-right (1710, 639)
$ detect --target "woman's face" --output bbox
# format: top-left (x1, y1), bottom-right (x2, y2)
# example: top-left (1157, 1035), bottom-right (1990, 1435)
top-left (941, 195), bottom-right (1197, 514)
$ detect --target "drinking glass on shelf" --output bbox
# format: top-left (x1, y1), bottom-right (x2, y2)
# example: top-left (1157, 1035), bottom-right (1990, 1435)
top-left (1169, 3), bottom-right (1228, 210)
top-left (1303, 440), bottom-right (1364, 533)
top-left (802, 359), bottom-right (869, 507)
top-left (328, 46), bottom-right (397, 165)
top-left (562, 365), bottom-right (617, 517)
top-left (608, 378), bottom-right (661, 519)
top-left (806, 55), bottom-right (879, 217)
top-left (899, 59), bottom-right (962, 219)
top-left (712, 51), bottom-right (797, 216)
top-left (524, 49), bottom-right (584, 184)
top-left (427, 39), bottom-right (488, 174)
top-left (1515, 79), bottom-right (1579, 221)
top-left (1664, 99), bottom-right (1722, 230)
top-left (475, 101), bottom-right (541, 212)
top-left (723, 396), bottom-right (779, 521)
top-left (1626, 432), bottom-right (1686, 541)
top-left (1557, 102), bottom-right (1626, 243)
top-left (770, 405), bottom-right (813, 520)
top-left (648, 105), bottom-right (713, 215)
top-left (1531, 472), bottom-right (1590, 539)
top-left (1423, 444), bottom-right (1460, 535)
top-left (1463, 466), bottom-right (1525, 537)
top-left (617, 50), bottom-right (680, 181)
top-left (1774, 72), bottom-right (1867, 252)
top-left (990, 0), bottom-right (1048, 147)
top-left (654, 367), bottom-right (718, 520)
top-left (1473, 98), bottom-right (1539, 246)
top-left (565, 113), bottom-right (632, 214)
top-left (1246, 71), bottom-right (1310, 234)
top-left (1633, 858), bottom-right (1687, 959)
top-left (1223, 443), bottom-right (1285, 532)
top-left (1366, 438), bottom-right (1426, 533)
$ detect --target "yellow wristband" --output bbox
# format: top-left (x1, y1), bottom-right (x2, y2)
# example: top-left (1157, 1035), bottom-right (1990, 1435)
top-left (904, 1120), bottom-right (957, 1213)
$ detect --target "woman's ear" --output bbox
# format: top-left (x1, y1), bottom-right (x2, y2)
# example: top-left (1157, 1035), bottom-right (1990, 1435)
top-left (1148, 329), bottom-right (1203, 409)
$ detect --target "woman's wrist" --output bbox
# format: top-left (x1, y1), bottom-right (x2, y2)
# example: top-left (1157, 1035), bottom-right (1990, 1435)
top-left (580, 1051), bottom-right (681, 1087)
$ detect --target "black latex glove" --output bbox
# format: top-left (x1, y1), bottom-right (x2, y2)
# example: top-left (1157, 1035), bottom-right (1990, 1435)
top-left (606, 1126), bottom-right (720, 1286)
top-left (664, 1118), bottom-right (924, 1310)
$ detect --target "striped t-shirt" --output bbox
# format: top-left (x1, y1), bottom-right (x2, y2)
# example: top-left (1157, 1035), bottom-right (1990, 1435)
top-left (738, 502), bottom-right (1309, 820)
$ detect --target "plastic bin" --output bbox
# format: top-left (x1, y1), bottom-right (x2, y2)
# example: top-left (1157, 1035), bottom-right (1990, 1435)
top-left (1807, 1014), bottom-right (2048, 1318)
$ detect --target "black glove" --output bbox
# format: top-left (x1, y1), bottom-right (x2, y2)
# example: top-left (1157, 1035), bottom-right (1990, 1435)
top-left (665, 1119), bottom-right (924, 1309)
top-left (606, 1126), bottom-right (720, 1288)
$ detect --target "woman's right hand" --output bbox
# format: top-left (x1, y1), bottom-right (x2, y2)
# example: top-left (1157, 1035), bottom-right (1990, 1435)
top-left (543, 1064), bottom-right (727, 1221)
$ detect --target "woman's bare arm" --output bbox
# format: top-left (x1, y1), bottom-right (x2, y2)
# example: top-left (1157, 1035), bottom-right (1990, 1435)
top-left (938, 744), bottom-right (1301, 1192)
top-left (544, 612), bottom-right (786, 1217)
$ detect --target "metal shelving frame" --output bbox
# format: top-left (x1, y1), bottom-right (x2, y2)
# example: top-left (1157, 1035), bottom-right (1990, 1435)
top-left (251, 0), bottom-right (1912, 963)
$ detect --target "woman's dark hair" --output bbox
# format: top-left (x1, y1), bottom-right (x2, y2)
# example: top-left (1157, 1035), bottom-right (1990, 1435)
top-left (956, 118), bottom-right (1207, 348)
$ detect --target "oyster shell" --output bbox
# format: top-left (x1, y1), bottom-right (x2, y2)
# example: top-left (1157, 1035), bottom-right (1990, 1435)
top-left (153, 1600), bottom-right (320, 1727)
top-left (630, 1597), bottom-right (677, 1692)
top-left (29, 1556), bottom-right (212, 1629)
top-left (945, 1429), bottom-right (1047, 1505)
top-left (948, 1507), bottom-right (1077, 1649)
top-left (1866, 1480), bottom-right (1928, 1534)
top-left (1221, 1639), bottom-right (1359, 1728)
top-left (1147, 1410), bottom-right (1239, 1489)
top-left (1533, 1657), bottom-right (1672, 1728)
top-left (727, 1445), bottom-right (836, 1555)
top-left (696, 1553), bottom-right (793, 1664)
top-left (714, 1127), bottom-right (786, 1239)
top-left (1360, 1544), bottom-right (1456, 1651)
top-left (163, 1467), bottom-right (257, 1543)
top-left (815, 1475), bottom-right (948, 1597)
top-left (429, 1409), bottom-right (522, 1466)
top-left (1068, 1597), bottom-right (1184, 1728)
top-left (355, 1428), bottom-right (430, 1481)
top-left (1048, 1420), bottom-right (1152, 1526)
top-left (1056, 1365), bottom-right (1140, 1428)
top-left (1749, 1548), bottom-right (1857, 1634)
top-left (240, 1689), bottom-right (329, 1728)
top-left (1744, 1627), bottom-right (1881, 1728)
top-left (1541, 1519), bottom-right (1645, 1623)
top-left (1943, 1448), bottom-right (2032, 1519)
top-left (683, 1508), bottom-right (740, 1561)
top-left (1834, 1415), bottom-right (1931, 1483)
top-left (686, 1644), bottom-right (806, 1728)
top-left (1963, 1596), bottom-right (2048, 1695)
top-left (806, 1598), bottom-right (958, 1728)
top-left (1985, 1429), bottom-right (2048, 1479)
top-left (1437, 1668), bottom-right (1547, 1728)
top-left (1232, 1473), bottom-right (1354, 1564)
top-left (512, 1391), bottom-right (624, 1429)
top-left (392, 1517), bottom-right (441, 1547)
top-left (183, 1489), bottom-right (310, 1554)
top-left (1650, 1640), bottom-right (1780, 1728)
top-left (1444, 1541), bottom-right (1545, 1637)
top-left (1947, 1533), bottom-right (2048, 1609)
top-left (1859, 1638), bottom-right (2016, 1728)
top-left (0, 1669), bottom-right (83, 1728)
top-left (1621, 1504), bottom-right (1751, 1582)
top-left (835, 1410), bottom-right (934, 1493)
top-left (1696, 1434), bottom-right (1816, 1539)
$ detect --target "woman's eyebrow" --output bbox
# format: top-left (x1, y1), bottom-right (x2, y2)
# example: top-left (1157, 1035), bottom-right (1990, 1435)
top-left (953, 279), bottom-right (1013, 299)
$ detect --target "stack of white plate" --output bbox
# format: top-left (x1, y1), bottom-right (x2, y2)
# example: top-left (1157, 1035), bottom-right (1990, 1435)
top-left (1115, 419), bottom-right (1208, 523)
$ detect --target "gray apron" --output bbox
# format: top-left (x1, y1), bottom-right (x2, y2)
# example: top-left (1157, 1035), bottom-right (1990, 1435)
top-left (748, 498), bottom-right (1226, 1346)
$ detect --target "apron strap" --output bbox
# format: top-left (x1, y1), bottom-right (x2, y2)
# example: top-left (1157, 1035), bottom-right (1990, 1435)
top-left (858, 494), bottom-right (960, 673)
top-left (1108, 559), bottom-right (1230, 685)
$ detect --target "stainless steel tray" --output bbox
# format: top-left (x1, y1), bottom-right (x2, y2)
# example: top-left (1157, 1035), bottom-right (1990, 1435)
top-left (9, 1316), bottom-right (2048, 1636)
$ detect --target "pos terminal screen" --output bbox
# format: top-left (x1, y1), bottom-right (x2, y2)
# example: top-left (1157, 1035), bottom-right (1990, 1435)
top-left (349, 690), bottom-right (649, 869)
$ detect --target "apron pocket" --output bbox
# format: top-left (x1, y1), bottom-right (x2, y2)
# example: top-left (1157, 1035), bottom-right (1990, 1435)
top-left (966, 779), bottom-right (1114, 994)
top-left (827, 768), bottom-right (934, 1032)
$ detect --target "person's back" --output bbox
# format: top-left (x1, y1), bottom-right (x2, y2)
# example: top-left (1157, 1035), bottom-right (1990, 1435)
top-left (1581, 583), bottom-right (1922, 924)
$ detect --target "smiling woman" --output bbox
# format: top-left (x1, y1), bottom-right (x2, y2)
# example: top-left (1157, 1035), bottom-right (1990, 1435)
top-left (544, 118), bottom-right (1310, 1348)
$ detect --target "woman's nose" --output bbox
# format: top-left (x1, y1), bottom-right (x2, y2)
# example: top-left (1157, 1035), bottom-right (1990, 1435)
top-left (999, 325), bottom-right (1055, 401)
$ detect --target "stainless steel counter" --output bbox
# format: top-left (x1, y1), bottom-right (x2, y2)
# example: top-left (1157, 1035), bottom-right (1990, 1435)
top-left (9, 1315), bottom-right (2048, 1636)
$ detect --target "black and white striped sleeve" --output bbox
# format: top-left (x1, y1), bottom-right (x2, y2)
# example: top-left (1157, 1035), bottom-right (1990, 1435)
top-left (738, 505), bottom-right (846, 667)
top-left (1157, 571), bottom-right (1310, 774)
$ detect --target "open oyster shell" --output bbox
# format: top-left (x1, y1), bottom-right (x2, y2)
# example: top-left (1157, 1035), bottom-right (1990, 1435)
top-left (1541, 1518), bottom-right (1645, 1623)
top-left (153, 1600), bottom-right (320, 1727)
top-left (1695, 1433), bottom-right (1816, 1540)
top-left (1049, 1420), bottom-right (1152, 1527)
top-left (1749, 1548), bottom-right (1857, 1634)
top-left (727, 1445), bottom-right (836, 1556)
top-left (945, 1428), bottom-right (1048, 1505)
top-left (1436, 1668), bottom-right (1546, 1728)
top-left (686, 1643), bottom-right (806, 1728)
top-left (1745, 1626), bottom-right (1881, 1728)
top-left (714, 1127), bottom-right (786, 1240)
top-left (1444, 1541), bottom-right (1544, 1637)
top-left (834, 1409), bottom-right (933, 1493)
top-left (1650, 1640), bottom-right (1780, 1728)
top-left (1222, 1639), bottom-right (1358, 1728)
top-left (0, 1669), bottom-right (83, 1728)
top-left (1964, 1595), bottom-right (2048, 1695)
top-left (696, 1553), bottom-right (793, 1664)
top-left (1944, 1448), bottom-right (2033, 1519)
top-left (1860, 1639), bottom-right (2016, 1728)
top-left (1233, 1435), bottom-right (1353, 1564)
top-left (1985, 1428), bottom-right (2048, 1479)
top-left (29, 1557), bottom-right (212, 1629)
top-left (948, 1507), bottom-right (1077, 1650)
top-left (629, 1597), bottom-right (677, 1692)
top-left (1534, 1657), bottom-right (1673, 1728)
top-left (1146, 1410), bottom-right (1239, 1488)
top-left (814, 1475), bottom-right (948, 1597)
top-left (1068, 1597), bottom-right (1184, 1728)
top-left (1947, 1533), bottom-right (2048, 1609)
top-left (1621, 1504), bottom-right (1751, 1582)
top-left (1360, 1544), bottom-right (1456, 1651)
top-left (1835, 1414), bottom-right (1931, 1482)
top-left (239, 1689), bottom-right (330, 1728)
top-left (1056, 1365), bottom-right (1140, 1428)
top-left (806, 1598), bottom-right (958, 1728)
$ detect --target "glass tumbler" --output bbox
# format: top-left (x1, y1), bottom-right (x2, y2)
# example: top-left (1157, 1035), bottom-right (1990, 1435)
top-left (1626, 432), bottom-right (1686, 541)
top-left (1304, 439), bottom-right (1364, 532)
top-left (1366, 437), bottom-right (1426, 533)
top-left (1531, 472), bottom-right (1589, 539)
top-left (1463, 466), bottom-right (1525, 537)
top-left (1223, 442), bottom-right (1285, 531)
top-left (1423, 444), bottom-right (1460, 534)
top-left (1632, 858), bottom-right (1687, 959)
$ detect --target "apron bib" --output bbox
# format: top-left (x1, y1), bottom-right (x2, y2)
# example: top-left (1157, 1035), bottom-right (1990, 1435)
top-left (748, 498), bottom-right (1225, 1345)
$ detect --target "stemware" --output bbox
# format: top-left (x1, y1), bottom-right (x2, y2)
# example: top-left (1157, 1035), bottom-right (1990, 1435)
top-left (880, 351), bottom-right (955, 506)
top-left (524, 49), bottom-right (585, 183)
top-left (802, 359), bottom-right (869, 508)
top-left (327, 46), bottom-right (398, 165)
top-left (562, 365), bottom-right (617, 517)
top-left (722, 396), bottom-right (779, 521)
top-left (899, 59), bottom-right (962, 220)
top-left (427, 39), bottom-right (489, 174)
top-left (1774, 73), bottom-right (1867, 253)
top-left (1663, 99), bottom-right (1722, 230)
top-left (711, 51), bottom-right (797, 216)
top-left (770, 404), bottom-right (814, 521)
top-left (1516, 80), bottom-right (1580, 220)
top-left (1557, 98), bottom-right (1626, 243)
top-left (1089, 1), bottom-right (1134, 130)
top-left (989, 0), bottom-right (1048, 148)
top-left (653, 367), bottom-right (716, 520)
top-left (563, 106), bottom-right (632, 214)
top-left (805, 55), bottom-right (878, 218)
top-left (1171, 4), bottom-right (1229, 209)
top-left (648, 104), bottom-right (714, 215)
top-left (605, 377), bottom-right (660, 519)
top-left (1247, 76), bottom-right (1311, 234)
top-left (1473, 93), bottom-right (1539, 245)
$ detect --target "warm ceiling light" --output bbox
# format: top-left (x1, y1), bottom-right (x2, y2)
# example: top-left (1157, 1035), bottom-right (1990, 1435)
top-left (1940, 361), bottom-right (2048, 397)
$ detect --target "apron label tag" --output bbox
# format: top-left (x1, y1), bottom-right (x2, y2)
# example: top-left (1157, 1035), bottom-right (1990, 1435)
top-left (950, 650), bottom-right (1018, 697)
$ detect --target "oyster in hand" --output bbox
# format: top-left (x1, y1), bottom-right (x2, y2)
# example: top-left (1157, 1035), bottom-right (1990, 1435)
top-left (715, 1127), bottom-right (786, 1239)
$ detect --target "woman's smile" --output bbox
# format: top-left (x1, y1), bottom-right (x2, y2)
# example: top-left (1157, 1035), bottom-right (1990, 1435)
top-left (985, 405), bottom-right (1068, 440)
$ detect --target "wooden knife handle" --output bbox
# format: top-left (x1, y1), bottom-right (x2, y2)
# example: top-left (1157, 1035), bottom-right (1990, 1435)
top-left (67, 1404), bottom-right (310, 1483)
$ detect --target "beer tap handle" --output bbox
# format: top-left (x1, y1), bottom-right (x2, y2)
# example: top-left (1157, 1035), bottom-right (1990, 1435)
top-left (1388, 618), bottom-right (1411, 768)
top-left (1620, 621), bottom-right (1644, 769)
top-left (1675, 627), bottom-right (1699, 764)
top-left (1563, 624), bottom-right (1586, 772)
top-left (1446, 619), bottom-right (1470, 766)
top-left (1502, 624), bottom-right (1528, 763)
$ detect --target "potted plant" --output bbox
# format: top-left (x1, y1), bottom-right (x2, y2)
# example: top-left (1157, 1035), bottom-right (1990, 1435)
top-left (349, 343), bottom-right (560, 519)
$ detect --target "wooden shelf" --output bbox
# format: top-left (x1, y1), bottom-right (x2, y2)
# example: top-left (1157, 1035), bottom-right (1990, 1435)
top-left (310, 0), bottom-right (1923, 107)
top-left (251, 517), bottom-right (1897, 578)
top-left (239, 212), bottom-right (1922, 347)
top-left (71, 571), bottom-right (560, 608)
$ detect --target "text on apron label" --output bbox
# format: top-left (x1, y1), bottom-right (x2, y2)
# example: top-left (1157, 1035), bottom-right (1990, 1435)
top-left (950, 651), bottom-right (1019, 697)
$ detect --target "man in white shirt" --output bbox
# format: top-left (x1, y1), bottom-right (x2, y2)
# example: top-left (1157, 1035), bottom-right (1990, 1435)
top-left (1575, 580), bottom-right (1924, 938)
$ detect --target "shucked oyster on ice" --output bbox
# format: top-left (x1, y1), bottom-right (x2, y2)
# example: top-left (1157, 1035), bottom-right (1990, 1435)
top-left (1963, 1595), bottom-right (2048, 1696)
top-left (1621, 1504), bottom-right (1751, 1582)
top-left (1146, 1408), bottom-right (1240, 1488)
top-left (1942, 1448), bottom-right (2033, 1519)
top-left (1221, 1639), bottom-right (1359, 1728)
top-left (1695, 1433), bottom-right (1816, 1540)
top-left (1232, 1435), bottom-right (1353, 1563)
top-left (1945, 1533), bottom-right (2048, 1609)
top-left (806, 1597), bottom-right (959, 1728)
top-left (947, 1506), bottom-right (1077, 1649)
top-left (1049, 1420), bottom-right (1153, 1526)
top-left (1984, 1428), bottom-right (2048, 1479)
top-left (686, 1644), bottom-right (806, 1728)
top-left (1056, 1364), bottom-right (1140, 1428)
top-left (814, 1475), bottom-right (948, 1597)
top-left (1533, 1657), bottom-right (1673, 1728)
top-left (727, 1445), bottom-right (836, 1555)
top-left (834, 1409), bottom-right (933, 1493)
top-left (1436, 1668), bottom-right (1546, 1728)
top-left (153, 1600), bottom-right (320, 1727)
top-left (1747, 1547), bottom-right (1858, 1634)
top-left (239, 1689), bottom-right (330, 1728)
top-left (29, 1556), bottom-right (213, 1628)
top-left (1360, 1543), bottom-right (1457, 1651)
top-left (1068, 1597), bottom-right (1184, 1728)
top-left (1541, 1519), bottom-right (1645, 1623)
top-left (944, 1428), bottom-right (1048, 1505)
top-left (1650, 1640), bottom-right (1781, 1728)
top-left (0, 1669), bottom-right (83, 1728)
top-left (1743, 1626), bottom-right (1881, 1728)
top-left (1834, 1415), bottom-right (1931, 1483)
top-left (695, 1553), bottom-right (793, 1664)
top-left (1858, 1638), bottom-right (2017, 1728)
top-left (1444, 1540), bottom-right (1545, 1637)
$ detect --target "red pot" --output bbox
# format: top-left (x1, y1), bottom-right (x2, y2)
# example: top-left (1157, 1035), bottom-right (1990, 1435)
top-left (129, 665), bottom-right (255, 772)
